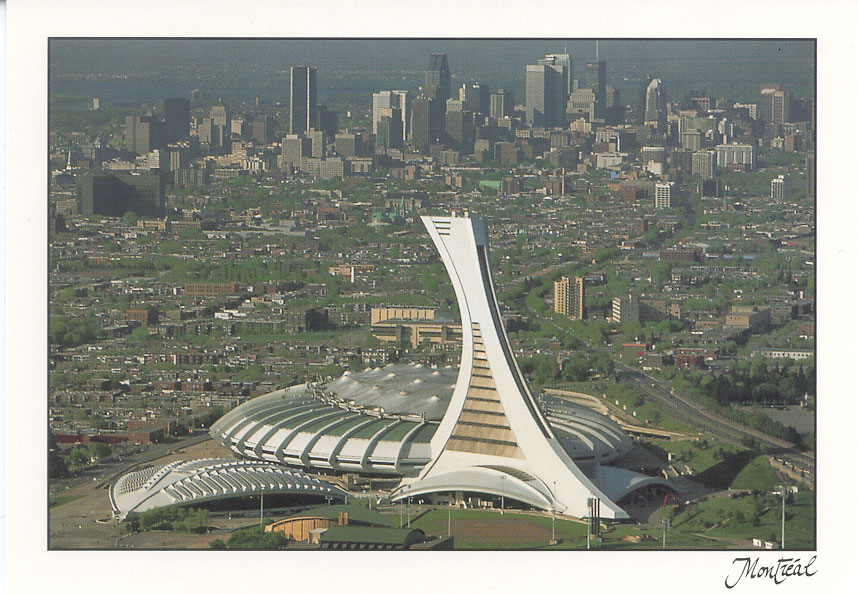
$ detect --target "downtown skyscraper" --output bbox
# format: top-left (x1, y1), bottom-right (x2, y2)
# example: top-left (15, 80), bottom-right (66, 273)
top-left (290, 66), bottom-right (317, 134)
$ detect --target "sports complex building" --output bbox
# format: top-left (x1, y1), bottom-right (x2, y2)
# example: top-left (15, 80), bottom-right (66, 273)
top-left (207, 215), bottom-right (672, 520)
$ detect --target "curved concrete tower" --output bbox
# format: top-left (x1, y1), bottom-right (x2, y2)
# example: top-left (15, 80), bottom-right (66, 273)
top-left (391, 214), bottom-right (628, 519)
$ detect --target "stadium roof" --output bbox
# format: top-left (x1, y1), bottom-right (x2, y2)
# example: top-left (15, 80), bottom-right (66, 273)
top-left (110, 458), bottom-right (348, 519)
top-left (210, 363), bottom-right (634, 476)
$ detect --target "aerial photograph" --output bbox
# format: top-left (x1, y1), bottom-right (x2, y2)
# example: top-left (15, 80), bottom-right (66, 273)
top-left (46, 38), bottom-right (815, 552)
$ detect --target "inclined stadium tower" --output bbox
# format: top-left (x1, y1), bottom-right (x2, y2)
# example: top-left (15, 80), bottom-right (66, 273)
top-left (211, 214), bottom-right (671, 519)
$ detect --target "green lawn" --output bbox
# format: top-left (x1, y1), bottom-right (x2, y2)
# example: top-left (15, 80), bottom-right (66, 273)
top-left (644, 439), bottom-right (742, 475)
top-left (49, 494), bottom-right (84, 507)
top-left (408, 509), bottom-right (589, 549)
top-left (671, 491), bottom-right (815, 550)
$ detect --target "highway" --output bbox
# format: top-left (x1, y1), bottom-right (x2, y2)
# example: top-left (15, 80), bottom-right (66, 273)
top-left (614, 361), bottom-right (815, 481)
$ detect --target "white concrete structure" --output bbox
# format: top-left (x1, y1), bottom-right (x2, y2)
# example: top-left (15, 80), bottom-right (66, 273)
top-left (391, 215), bottom-right (630, 519)
top-left (110, 458), bottom-right (347, 519)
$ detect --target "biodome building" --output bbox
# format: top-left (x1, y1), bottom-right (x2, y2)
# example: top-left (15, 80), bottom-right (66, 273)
top-left (211, 214), bottom-right (669, 519)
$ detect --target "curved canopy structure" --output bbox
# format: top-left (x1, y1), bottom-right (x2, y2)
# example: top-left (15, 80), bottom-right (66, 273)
top-left (209, 363), bottom-right (633, 477)
top-left (110, 458), bottom-right (348, 519)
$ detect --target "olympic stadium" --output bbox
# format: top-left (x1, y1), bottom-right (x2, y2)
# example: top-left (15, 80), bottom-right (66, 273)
top-left (206, 215), bottom-right (674, 520)
top-left (110, 458), bottom-right (348, 519)
top-left (113, 214), bottom-right (672, 521)
top-left (211, 364), bottom-right (635, 474)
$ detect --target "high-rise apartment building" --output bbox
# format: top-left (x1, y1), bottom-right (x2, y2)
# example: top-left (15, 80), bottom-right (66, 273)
top-left (290, 66), bottom-right (317, 134)
top-left (654, 182), bottom-right (674, 208)
top-left (554, 276), bottom-right (584, 320)
top-left (691, 150), bottom-right (716, 179)
top-left (716, 143), bottom-right (756, 170)
top-left (612, 294), bottom-right (640, 325)
top-left (771, 175), bottom-right (787, 200)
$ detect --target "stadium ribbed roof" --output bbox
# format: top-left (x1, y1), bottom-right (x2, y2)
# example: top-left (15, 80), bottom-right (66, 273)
top-left (109, 458), bottom-right (348, 519)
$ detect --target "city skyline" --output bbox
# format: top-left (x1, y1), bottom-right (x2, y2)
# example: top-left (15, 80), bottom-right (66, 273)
top-left (9, 2), bottom-right (856, 590)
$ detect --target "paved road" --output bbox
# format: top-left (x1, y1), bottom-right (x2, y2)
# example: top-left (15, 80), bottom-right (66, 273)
top-left (614, 361), bottom-right (815, 480)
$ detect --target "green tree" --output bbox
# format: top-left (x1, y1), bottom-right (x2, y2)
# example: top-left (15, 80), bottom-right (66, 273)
top-left (123, 211), bottom-right (138, 226)
top-left (87, 441), bottom-right (111, 460)
top-left (651, 260), bottom-right (672, 287)
top-left (130, 326), bottom-right (149, 342)
top-left (68, 448), bottom-right (91, 468)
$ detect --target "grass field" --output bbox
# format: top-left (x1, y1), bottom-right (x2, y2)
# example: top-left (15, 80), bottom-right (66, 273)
top-left (49, 494), bottom-right (84, 507)
top-left (671, 491), bottom-right (815, 550)
top-left (408, 509), bottom-right (589, 549)
top-left (406, 507), bottom-right (801, 550)
top-left (644, 439), bottom-right (783, 492)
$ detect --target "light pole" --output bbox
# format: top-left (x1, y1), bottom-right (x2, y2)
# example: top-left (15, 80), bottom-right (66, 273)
top-left (448, 500), bottom-right (451, 537)
top-left (776, 485), bottom-right (786, 550)
top-left (587, 497), bottom-right (592, 550)
top-left (259, 485), bottom-right (265, 526)
top-left (500, 476), bottom-right (505, 515)
top-left (551, 481), bottom-right (556, 545)
top-left (407, 496), bottom-right (411, 527)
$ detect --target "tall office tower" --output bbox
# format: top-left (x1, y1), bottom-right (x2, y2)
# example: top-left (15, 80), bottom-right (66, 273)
top-left (372, 91), bottom-right (391, 135)
top-left (376, 107), bottom-right (403, 150)
top-left (605, 85), bottom-right (623, 125)
top-left (526, 64), bottom-right (563, 128)
top-left (582, 60), bottom-right (607, 120)
top-left (250, 115), bottom-right (275, 145)
top-left (425, 53), bottom-right (451, 101)
top-left (565, 88), bottom-right (596, 122)
top-left (373, 90), bottom-right (411, 141)
top-left (410, 94), bottom-right (443, 152)
top-left (459, 83), bottom-right (490, 116)
top-left (554, 276), bottom-right (584, 320)
top-left (281, 134), bottom-right (312, 171)
top-left (654, 182), bottom-right (674, 208)
top-left (318, 105), bottom-right (338, 137)
top-left (290, 66), bottom-right (317, 134)
top-left (771, 175), bottom-right (787, 200)
top-left (210, 103), bottom-right (230, 128)
top-left (541, 54), bottom-right (572, 95)
top-left (164, 97), bottom-right (190, 142)
top-left (644, 79), bottom-right (667, 132)
top-left (392, 215), bottom-right (630, 520)
top-left (490, 89), bottom-right (513, 119)
top-left (307, 129), bottom-right (326, 158)
top-left (444, 108), bottom-right (474, 153)
top-left (124, 115), bottom-right (165, 155)
top-left (806, 153), bottom-right (815, 199)
top-left (691, 149), bottom-right (716, 179)
top-left (759, 85), bottom-right (790, 124)
top-left (539, 53), bottom-right (572, 122)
